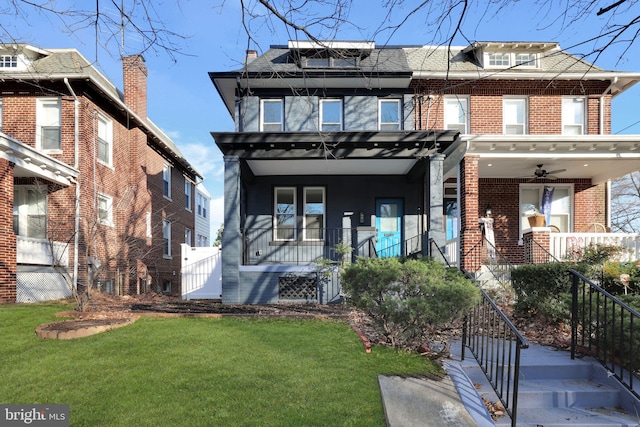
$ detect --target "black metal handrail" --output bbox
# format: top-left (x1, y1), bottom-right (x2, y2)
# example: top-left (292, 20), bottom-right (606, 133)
top-left (462, 270), bottom-right (529, 427)
top-left (569, 269), bottom-right (640, 400)
top-left (524, 234), bottom-right (562, 264)
top-left (482, 236), bottom-right (514, 287)
top-left (428, 237), bottom-right (451, 267)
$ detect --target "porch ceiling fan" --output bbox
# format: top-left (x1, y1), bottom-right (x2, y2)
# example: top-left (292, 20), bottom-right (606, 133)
top-left (523, 164), bottom-right (567, 181)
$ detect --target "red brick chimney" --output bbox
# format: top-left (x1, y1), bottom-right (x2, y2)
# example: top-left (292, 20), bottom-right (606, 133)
top-left (123, 55), bottom-right (147, 119)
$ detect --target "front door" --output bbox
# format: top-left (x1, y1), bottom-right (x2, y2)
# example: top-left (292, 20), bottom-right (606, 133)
top-left (376, 199), bottom-right (403, 258)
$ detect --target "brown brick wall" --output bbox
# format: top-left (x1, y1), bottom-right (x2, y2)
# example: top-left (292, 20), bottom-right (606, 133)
top-left (0, 159), bottom-right (16, 303)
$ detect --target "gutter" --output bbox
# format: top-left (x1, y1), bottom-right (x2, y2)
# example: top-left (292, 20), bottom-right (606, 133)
top-left (64, 78), bottom-right (81, 291)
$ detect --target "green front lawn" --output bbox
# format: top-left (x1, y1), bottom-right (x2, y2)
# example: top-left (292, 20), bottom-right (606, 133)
top-left (0, 302), bottom-right (439, 426)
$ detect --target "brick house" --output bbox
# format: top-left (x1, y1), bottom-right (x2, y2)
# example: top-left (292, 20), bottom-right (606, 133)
top-left (0, 44), bottom-right (202, 302)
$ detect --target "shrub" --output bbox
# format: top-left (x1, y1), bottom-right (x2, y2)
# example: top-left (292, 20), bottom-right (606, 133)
top-left (341, 257), bottom-right (479, 346)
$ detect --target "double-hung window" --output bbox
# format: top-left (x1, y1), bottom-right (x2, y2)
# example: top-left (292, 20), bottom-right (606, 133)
top-left (503, 97), bottom-right (527, 134)
top-left (379, 99), bottom-right (401, 130)
top-left (37, 98), bottom-right (61, 151)
top-left (520, 184), bottom-right (573, 235)
top-left (163, 164), bottom-right (172, 199)
top-left (97, 113), bottom-right (113, 166)
top-left (97, 193), bottom-right (113, 226)
top-left (197, 194), bottom-right (207, 218)
top-left (13, 186), bottom-right (47, 239)
top-left (562, 97), bottom-right (586, 135)
top-left (303, 187), bottom-right (325, 240)
top-left (261, 99), bottom-right (283, 131)
top-left (320, 99), bottom-right (342, 131)
top-left (274, 187), bottom-right (296, 241)
top-left (0, 55), bottom-right (17, 68)
top-left (444, 96), bottom-right (469, 133)
top-left (185, 180), bottom-right (192, 211)
top-left (185, 228), bottom-right (192, 245)
top-left (163, 219), bottom-right (172, 257)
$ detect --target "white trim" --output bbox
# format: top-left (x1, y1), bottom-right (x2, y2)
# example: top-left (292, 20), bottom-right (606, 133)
top-left (444, 96), bottom-right (469, 133)
top-left (163, 163), bottom-right (172, 199)
top-left (503, 96), bottom-right (528, 135)
top-left (274, 187), bottom-right (297, 241)
top-left (320, 98), bottom-right (343, 131)
top-left (378, 98), bottom-right (402, 130)
top-left (97, 192), bottom-right (114, 227)
top-left (303, 187), bottom-right (325, 241)
top-left (562, 96), bottom-right (586, 135)
top-left (260, 98), bottom-right (283, 131)
top-left (36, 97), bottom-right (61, 151)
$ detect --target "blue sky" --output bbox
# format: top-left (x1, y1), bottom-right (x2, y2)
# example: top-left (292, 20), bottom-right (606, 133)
top-left (12, 1), bottom-right (640, 234)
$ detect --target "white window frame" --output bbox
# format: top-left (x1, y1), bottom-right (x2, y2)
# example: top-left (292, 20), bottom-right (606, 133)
top-left (146, 212), bottom-right (152, 238)
top-left (97, 113), bottom-right (113, 166)
top-left (484, 52), bottom-right (538, 69)
top-left (36, 98), bottom-right (61, 152)
top-left (260, 99), bottom-right (283, 131)
top-left (185, 180), bottom-right (192, 211)
top-left (197, 193), bottom-right (207, 218)
top-left (303, 187), bottom-right (326, 241)
top-left (378, 99), bottom-right (402, 130)
top-left (185, 228), bottom-right (192, 246)
top-left (519, 183), bottom-right (573, 237)
top-left (274, 187), bottom-right (296, 241)
top-left (562, 97), bottom-right (586, 135)
top-left (444, 96), bottom-right (469, 133)
top-left (163, 219), bottom-right (172, 258)
top-left (515, 53), bottom-right (538, 67)
top-left (320, 99), bottom-right (343, 131)
top-left (163, 164), bottom-right (172, 199)
top-left (503, 97), bottom-right (528, 135)
top-left (0, 55), bottom-right (17, 68)
top-left (97, 193), bottom-right (114, 226)
top-left (13, 186), bottom-right (47, 239)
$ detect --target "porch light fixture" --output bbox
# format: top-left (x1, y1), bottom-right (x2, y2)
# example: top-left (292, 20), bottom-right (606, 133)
top-left (359, 211), bottom-right (365, 225)
top-left (485, 204), bottom-right (492, 217)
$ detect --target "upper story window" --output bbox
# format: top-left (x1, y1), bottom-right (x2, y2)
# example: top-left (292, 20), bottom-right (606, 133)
top-left (503, 97), bottom-right (528, 135)
top-left (304, 55), bottom-right (358, 69)
top-left (379, 99), bottom-right (402, 131)
top-left (0, 55), bottom-right (17, 68)
top-left (0, 98), bottom-right (3, 131)
top-left (185, 228), bottom-right (192, 246)
top-left (197, 193), bottom-right (207, 218)
top-left (97, 113), bottom-right (113, 166)
top-left (320, 99), bottom-right (342, 131)
top-left (260, 99), bottom-right (283, 131)
top-left (185, 180), bottom-right (192, 211)
top-left (97, 193), bottom-right (114, 226)
top-left (13, 186), bottom-right (47, 239)
top-left (484, 52), bottom-right (538, 69)
top-left (163, 219), bottom-right (172, 258)
top-left (36, 98), bottom-right (61, 151)
top-left (562, 97), bottom-right (586, 135)
top-left (444, 96), bottom-right (469, 133)
top-left (303, 187), bottom-right (325, 240)
top-left (274, 187), bottom-right (296, 241)
top-left (163, 164), bottom-right (172, 199)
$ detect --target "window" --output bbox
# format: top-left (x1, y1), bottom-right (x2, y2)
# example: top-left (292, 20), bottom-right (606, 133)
top-left (562, 97), bottom-right (586, 135)
top-left (304, 56), bottom-right (358, 68)
top-left (185, 228), bottom-right (192, 246)
top-left (162, 280), bottom-right (172, 293)
top-left (146, 212), bottom-right (152, 238)
top-left (487, 52), bottom-right (510, 67)
top-left (261, 99), bottom-right (283, 131)
top-left (13, 186), bottom-right (47, 239)
top-left (444, 97), bottom-right (469, 133)
top-left (197, 234), bottom-right (209, 247)
top-left (320, 99), bottom-right (342, 131)
top-left (274, 187), bottom-right (296, 241)
top-left (97, 113), bottom-right (113, 166)
top-left (484, 52), bottom-right (538, 69)
top-left (303, 187), bottom-right (325, 240)
top-left (163, 164), bottom-right (172, 198)
top-left (515, 53), bottom-right (537, 67)
top-left (0, 55), bottom-right (17, 68)
top-left (185, 180), bottom-right (192, 211)
top-left (379, 99), bottom-right (401, 130)
top-left (503, 97), bottom-right (527, 135)
top-left (197, 194), bottom-right (207, 218)
top-left (36, 98), bottom-right (61, 151)
top-left (163, 219), bottom-right (172, 257)
top-left (0, 98), bottom-right (3, 131)
top-left (97, 193), bottom-right (113, 226)
top-left (520, 184), bottom-right (573, 235)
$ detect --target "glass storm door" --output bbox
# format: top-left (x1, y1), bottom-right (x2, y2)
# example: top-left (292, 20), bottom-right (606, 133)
top-left (376, 199), bottom-right (402, 258)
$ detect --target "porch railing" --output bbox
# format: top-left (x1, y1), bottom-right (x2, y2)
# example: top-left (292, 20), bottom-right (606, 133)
top-left (17, 236), bottom-right (69, 267)
top-left (569, 269), bottom-right (640, 400)
top-left (550, 232), bottom-right (640, 261)
top-left (462, 273), bottom-right (529, 427)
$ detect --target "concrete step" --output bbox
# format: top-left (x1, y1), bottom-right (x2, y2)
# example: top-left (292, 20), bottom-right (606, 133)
top-left (516, 378), bottom-right (620, 408)
top-left (494, 406), bottom-right (640, 426)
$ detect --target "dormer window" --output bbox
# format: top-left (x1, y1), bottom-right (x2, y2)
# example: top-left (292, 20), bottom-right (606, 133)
top-left (0, 55), bottom-right (17, 68)
top-left (304, 54), bottom-right (358, 69)
top-left (484, 51), bottom-right (538, 69)
top-left (288, 40), bottom-right (373, 70)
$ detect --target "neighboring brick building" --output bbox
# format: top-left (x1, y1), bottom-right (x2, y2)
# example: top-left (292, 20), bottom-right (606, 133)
top-left (0, 44), bottom-right (202, 302)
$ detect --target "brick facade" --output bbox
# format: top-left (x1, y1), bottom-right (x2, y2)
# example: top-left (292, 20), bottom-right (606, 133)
top-left (0, 52), bottom-right (198, 302)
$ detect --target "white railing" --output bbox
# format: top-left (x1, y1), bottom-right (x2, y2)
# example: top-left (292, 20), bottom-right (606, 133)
top-left (549, 232), bottom-right (640, 261)
top-left (445, 238), bottom-right (459, 266)
top-left (17, 236), bottom-right (69, 267)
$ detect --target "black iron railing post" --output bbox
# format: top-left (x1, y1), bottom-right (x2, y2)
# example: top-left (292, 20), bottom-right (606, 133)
top-left (571, 272), bottom-right (579, 360)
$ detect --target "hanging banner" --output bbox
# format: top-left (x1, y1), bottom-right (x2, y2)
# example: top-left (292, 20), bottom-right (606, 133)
top-left (540, 186), bottom-right (555, 226)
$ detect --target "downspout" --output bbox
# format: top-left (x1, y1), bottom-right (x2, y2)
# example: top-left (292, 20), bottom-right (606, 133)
top-left (64, 78), bottom-right (80, 290)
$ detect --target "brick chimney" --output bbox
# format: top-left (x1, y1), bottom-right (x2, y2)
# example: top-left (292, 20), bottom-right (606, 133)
top-left (245, 50), bottom-right (258, 65)
top-left (123, 55), bottom-right (147, 119)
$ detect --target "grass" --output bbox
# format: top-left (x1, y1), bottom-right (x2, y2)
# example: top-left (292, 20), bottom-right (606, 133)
top-left (0, 302), bottom-right (440, 426)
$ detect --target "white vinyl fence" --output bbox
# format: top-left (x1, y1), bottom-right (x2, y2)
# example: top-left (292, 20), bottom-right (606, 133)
top-left (181, 244), bottom-right (222, 300)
